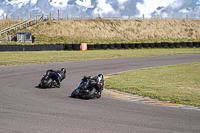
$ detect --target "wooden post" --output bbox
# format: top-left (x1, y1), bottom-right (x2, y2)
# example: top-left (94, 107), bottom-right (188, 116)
top-left (67, 14), bottom-right (68, 19)
top-left (2, 14), bottom-right (4, 20)
top-left (8, 35), bottom-right (11, 42)
top-left (34, 18), bottom-right (36, 24)
top-left (5, 32), bottom-right (7, 43)
top-left (30, 13), bottom-right (31, 19)
top-left (113, 14), bottom-right (115, 19)
top-left (50, 13), bottom-right (51, 20)
top-left (36, 16), bottom-right (37, 24)
top-left (128, 14), bottom-right (130, 19)
top-left (143, 14), bottom-right (144, 19)
top-left (18, 16), bottom-right (19, 19)
top-left (58, 10), bottom-right (60, 20)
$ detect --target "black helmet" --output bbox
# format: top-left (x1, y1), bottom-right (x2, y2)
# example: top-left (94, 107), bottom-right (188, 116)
top-left (98, 74), bottom-right (103, 79)
top-left (61, 68), bottom-right (66, 74)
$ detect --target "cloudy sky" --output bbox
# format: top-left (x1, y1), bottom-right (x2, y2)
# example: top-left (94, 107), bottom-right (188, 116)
top-left (0, 0), bottom-right (200, 19)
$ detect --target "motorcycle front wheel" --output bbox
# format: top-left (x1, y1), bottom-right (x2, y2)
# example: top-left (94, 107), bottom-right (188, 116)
top-left (96, 89), bottom-right (102, 99)
top-left (71, 89), bottom-right (78, 97)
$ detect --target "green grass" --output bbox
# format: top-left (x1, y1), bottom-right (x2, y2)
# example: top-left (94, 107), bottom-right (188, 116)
top-left (0, 48), bottom-right (200, 66)
top-left (105, 62), bottom-right (200, 106)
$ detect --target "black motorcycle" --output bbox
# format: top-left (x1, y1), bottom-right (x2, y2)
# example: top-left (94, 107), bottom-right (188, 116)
top-left (71, 74), bottom-right (104, 99)
top-left (38, 73), bottom-right (56, 88)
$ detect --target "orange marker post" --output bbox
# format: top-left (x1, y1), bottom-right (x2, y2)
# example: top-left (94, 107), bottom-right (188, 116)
top-left (80, 43), bottom-right (87, 51)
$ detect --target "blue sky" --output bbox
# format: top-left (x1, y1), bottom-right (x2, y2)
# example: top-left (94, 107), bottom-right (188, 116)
top-left (0, 0), bottom-right (200, 19)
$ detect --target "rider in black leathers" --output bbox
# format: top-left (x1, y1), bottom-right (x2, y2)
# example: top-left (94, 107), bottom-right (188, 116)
top-left (82, 74), bottom-right (104, 89)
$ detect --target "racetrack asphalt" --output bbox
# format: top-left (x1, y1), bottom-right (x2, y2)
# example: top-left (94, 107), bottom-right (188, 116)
top-left (0, 55), bottom-right (200, 133)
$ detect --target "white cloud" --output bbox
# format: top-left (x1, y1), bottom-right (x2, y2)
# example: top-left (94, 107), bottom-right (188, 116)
top-left (7, 0), bottom-right (30, 8)
top-left (76, 0), bottom-right (93, 7)
top-left (1, 0), bottom-right (200, 19)
top-left (0, 9), bottom-right (3, 15)
top-left (93, 0), bottom-right (115, 15)
top-left (136, 0), bottom-right (175, 17)
top-left (117, 0), bottom-right (128, 5)
top-left (31, 0), bottom-right (37, 4)
top-left (165, 0), bottom-right (193, 11)
top-left (0, 9), bottom-right (4, 19)
top-left (48, 0), bottom-right (69, 7)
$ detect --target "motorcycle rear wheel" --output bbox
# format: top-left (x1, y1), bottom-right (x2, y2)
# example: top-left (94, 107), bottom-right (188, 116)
top-left (41, 78), bottom-right (53, 88)
top-left (81, 87), bottom-right (96, 99)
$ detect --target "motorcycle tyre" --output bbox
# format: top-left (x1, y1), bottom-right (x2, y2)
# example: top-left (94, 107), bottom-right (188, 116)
top-left (81, 87), bottom-right (96, 99)
top-left (96, 89), bottom-right (102, 99)
top-left (41, 78), bottom-right (53, 88)
top-left (71, 89), bottom-right (78, 97)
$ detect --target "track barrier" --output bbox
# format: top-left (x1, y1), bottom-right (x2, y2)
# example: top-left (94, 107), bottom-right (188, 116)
top-left (0, 42), bottom-right (199, 51)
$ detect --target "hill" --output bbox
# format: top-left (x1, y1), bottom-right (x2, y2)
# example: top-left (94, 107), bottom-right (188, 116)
top-left (1, 19), bottom-right (200, 44)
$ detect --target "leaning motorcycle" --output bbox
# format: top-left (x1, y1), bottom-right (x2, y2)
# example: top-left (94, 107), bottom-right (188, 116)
top-left (71, 74), bottom-right (104, 99)
top-left (38, 73), bottom-right (56, 88)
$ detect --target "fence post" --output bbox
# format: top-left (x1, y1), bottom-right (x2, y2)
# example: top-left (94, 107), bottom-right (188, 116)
top-left (143, 14), bottom-right (144, 19)
top-left (8, 35), bottom-right (11, 42)
top-left (50, 13), bottom-right (51, 20)
top-left (30, 13), bottom-right (31, 19)
top-left (67, 14), bottom-right (68, 19)
top-left (5, 32), bottom-right (7, 43)
top-left (58, 10), bottom-right (60, 20)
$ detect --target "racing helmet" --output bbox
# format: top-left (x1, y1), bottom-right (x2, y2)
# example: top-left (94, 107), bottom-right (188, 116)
top-left (61, 68), bottom-right (66, 74)
top-left (98, 74), bottom-right (103, 79)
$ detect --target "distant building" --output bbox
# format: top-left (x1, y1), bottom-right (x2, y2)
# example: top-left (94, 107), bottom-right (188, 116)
top-left (17, 32), bottom-right (32, 43)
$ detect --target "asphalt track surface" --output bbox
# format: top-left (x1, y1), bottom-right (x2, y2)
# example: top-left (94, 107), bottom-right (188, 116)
top-left (1, 55), bottom-right (200, 133)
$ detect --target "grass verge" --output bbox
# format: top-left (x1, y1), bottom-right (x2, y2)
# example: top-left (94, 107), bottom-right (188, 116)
top-left (105, 62), bottom-right (200, 107)
top-left (0, 48), bottom-right (200, 66)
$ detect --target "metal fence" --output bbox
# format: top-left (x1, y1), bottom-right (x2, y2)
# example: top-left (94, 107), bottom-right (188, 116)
top-left (1, 12), bottom-right (200, 20)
